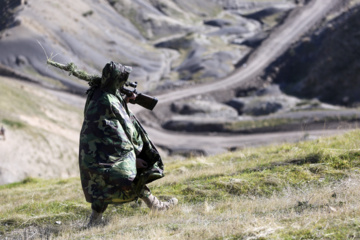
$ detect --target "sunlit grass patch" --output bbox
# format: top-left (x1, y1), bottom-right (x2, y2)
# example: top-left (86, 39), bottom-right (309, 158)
top-left (159, 131), bottom-right (360, 203)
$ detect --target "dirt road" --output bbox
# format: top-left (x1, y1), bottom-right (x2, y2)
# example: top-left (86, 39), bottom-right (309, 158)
top-left (133, 0), bottom-right (347, 155)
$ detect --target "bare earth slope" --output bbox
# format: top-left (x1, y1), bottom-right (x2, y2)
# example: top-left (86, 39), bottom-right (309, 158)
top-left (135, 0), bottom-right (347, 155)
top-left (271, 4), bottom-right (360, 107)
top-left (0, 76), bottom-right (84, 184)
top-left (0, 0), bottom-right (295, 92)
top-left (0, 0), bottom-right (165, 93)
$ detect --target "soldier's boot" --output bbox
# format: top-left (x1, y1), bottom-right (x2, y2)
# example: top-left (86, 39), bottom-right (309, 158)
top-left (141, 194), bottom-right (178, 211)
top-left (87, 210), bottom-right (103, 227)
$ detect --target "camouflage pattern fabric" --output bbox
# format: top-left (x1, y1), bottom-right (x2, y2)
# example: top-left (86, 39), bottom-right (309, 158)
top-left (79, 62), bottom-right (164, 204)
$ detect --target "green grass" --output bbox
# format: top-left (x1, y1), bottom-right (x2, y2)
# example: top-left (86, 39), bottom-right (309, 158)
top-left (1, 118), bottom-right (26, 129)
top-left (1, 130), bottom-right (360, 239)
top-left (223, 113), bottom-right (360, 132)
top-left (0, 80), bottom-right (41, 116)
top-left (225, 117), bottom-right (297, 131)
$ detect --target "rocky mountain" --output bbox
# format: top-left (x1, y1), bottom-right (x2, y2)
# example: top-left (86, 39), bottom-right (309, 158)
top-left (0, 0), bottom-right (295, 94)
top-left (0, 0), bottom-right (300, 184)
top-left (264, 4), bottom-right (360, 107)
top-left (147, 1), bottom-right (360, 135)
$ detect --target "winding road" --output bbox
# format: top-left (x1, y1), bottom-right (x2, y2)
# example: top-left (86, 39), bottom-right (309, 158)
top-left (133, 0), bottom-right (347, 155)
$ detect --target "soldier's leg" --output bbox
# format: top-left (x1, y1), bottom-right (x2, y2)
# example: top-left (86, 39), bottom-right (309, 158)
top-left (140, 186), bottom-right (178, 211)
top-left (88, 200), bottom-right (108, 226)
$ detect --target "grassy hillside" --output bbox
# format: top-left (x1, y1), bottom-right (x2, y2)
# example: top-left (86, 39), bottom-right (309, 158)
top-left (1, 129), bottom-right (360, 239)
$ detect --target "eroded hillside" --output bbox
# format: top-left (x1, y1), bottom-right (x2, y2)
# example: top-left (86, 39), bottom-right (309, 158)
top-left (0, 76), bottom-right (84, 184)
top-left (0, 0), bottom-right (295, 93)
top-left (265, 3), bottom-right (360, 107)
top-left (154, 1), bottom-right (360, 137)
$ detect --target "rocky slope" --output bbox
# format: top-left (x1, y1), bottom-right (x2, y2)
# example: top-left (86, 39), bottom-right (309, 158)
top-left (0, 0), bottom-right (295, 94)
top-left (0, 0), bottom-right (300, 184)
top-left (158, 1), bottom-right (360, 134)
top-left (265, 3), bottom-right (360, 107)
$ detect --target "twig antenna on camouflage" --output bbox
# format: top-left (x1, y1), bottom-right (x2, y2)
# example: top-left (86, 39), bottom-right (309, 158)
top-left (46, 59), bottom-right (159, 110)
top-left (46, 59), bottom-right (101, 83)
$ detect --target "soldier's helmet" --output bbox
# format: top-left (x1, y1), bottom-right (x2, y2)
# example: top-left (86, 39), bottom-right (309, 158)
top-left (101, 61), bottom-right (132, 88)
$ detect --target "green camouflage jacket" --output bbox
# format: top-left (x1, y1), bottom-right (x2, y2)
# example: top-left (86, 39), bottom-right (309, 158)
top-left (79, 62), bottom-right (164, 204)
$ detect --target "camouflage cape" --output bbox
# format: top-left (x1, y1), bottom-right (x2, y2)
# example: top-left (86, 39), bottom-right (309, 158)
top-left (79, 68), bottom-right (164, 204)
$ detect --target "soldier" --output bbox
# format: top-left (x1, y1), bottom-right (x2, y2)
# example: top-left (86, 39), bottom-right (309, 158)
top-left (79, 61), bottom-right (177, 226)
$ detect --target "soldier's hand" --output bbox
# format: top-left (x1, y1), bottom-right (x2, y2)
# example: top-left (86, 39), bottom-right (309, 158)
top-left (136, 158), bottom-right (148, 169)
top-left (125, 93), bottom-right (137, 103)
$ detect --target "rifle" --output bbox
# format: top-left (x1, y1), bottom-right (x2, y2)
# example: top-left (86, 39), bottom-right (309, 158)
top-left (47, 59), bottom-right (158, 110)
top-left (121, 81), bottom-right (158, 111)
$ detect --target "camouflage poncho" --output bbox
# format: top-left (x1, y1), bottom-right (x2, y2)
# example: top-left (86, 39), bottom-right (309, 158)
top-left (79, 62), bottom-right (164, 204)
